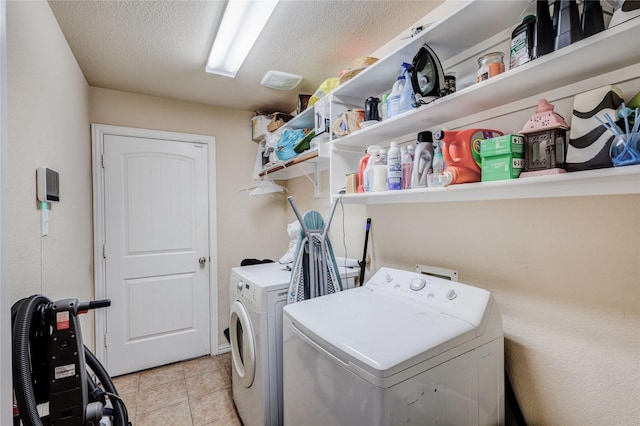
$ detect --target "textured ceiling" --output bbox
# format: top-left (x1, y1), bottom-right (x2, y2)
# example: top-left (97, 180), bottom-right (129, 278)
top-left (48, 0), bottom-right (443, 113)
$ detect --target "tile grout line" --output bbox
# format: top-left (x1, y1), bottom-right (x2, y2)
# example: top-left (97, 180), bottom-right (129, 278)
top-left (115, 354), bottom-right (235, 426)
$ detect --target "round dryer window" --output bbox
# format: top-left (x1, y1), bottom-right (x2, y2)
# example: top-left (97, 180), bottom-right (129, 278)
top-left (229, 300), bottom-right (256, 387)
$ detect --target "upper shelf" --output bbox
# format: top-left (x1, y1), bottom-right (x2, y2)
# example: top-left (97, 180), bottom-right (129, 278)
top-left (284, 106), bottom-right (315, 129)
top-left (332, 0), bottom-right (530, 100)
top-left (332, 15), bottom-right (640, 151)
top-left (333, 165), bottom-right (640, 204)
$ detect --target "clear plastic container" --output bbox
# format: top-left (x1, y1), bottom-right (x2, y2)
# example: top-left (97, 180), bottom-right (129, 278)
top-left (610, 133), bottom-right (640, 167)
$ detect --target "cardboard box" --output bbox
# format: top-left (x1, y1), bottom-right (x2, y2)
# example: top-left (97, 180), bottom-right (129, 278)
top-left (482, 154), bottom-right (525, 181)
top-left (267, 112), bottom-right (294, 133)
top-left (251, 115), bottom-right (270, 142)
top-left (345, 173), bottom-right (358, 193)
top-left (480, 134), bottom-right (524, 158)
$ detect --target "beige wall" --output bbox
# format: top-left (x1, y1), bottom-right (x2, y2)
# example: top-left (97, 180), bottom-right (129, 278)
top-left (7, 0), bottom-right (94, 340)
top-left (89, 87), bottom-right (291, 346)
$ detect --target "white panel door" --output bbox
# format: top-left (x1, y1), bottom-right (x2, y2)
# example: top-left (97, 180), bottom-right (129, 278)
top-left (103, 134), bottom-right (210, 376)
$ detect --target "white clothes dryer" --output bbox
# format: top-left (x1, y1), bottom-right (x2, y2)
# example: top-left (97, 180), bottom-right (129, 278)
top-left (229, 262), bottom-right (359, 426)
top-left (282, 267), bottom-right (504, 426)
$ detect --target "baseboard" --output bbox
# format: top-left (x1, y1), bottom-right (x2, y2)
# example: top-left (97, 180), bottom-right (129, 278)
top-left (217, 343), bottom-right (230, 354)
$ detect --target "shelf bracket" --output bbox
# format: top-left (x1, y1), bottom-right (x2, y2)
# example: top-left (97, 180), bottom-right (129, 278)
top-left (290, 162), bottom-right (320, 198)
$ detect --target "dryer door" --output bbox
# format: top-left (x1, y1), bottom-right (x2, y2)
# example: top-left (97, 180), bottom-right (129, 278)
top-left (230, 300), bottom-right (256, 387)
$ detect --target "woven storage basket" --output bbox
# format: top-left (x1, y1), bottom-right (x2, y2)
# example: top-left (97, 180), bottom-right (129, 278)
top-left (339, 56), bottom-right (378, 85)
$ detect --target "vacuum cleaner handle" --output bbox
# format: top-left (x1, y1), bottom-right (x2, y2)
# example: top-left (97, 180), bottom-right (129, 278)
top-left (77, 299), bottom-right (111, 314)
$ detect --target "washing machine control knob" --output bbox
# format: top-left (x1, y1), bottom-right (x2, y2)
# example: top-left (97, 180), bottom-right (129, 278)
top-left (237, 280), bottom-right (244, 291)
top-left (385, 274), bottom-right (393, 283)
top-left (409, 277), bottom-right (426, 291)
top-left (446, 289), bottom-right (457, 300)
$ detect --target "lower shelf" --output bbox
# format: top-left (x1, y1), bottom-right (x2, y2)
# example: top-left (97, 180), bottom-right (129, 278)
top-left (259, 148), bottom-right (328, 180)
top-left (333, 164), bottom-right (640, 204)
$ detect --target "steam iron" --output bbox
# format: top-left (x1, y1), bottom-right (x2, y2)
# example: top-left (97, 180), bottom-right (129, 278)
top-left (608, 0), bottom-right (640, 27)
top-left (409, 43), bottom-right (445, 105)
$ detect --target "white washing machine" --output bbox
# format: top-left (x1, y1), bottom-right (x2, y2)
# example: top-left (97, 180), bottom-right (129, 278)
top-left (282, 267), bottom-right (504, 426)
top-left (229, 262), bottom-right (359, 426)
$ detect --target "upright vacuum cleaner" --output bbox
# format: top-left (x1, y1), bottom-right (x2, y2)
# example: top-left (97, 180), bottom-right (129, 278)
top-left (11, 295), bottom-right (130, 426)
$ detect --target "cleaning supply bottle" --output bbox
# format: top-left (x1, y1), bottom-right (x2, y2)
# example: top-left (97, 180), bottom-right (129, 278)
top-left (387, 141), bottom-right (401, 190)
top-left (401, 145), bottom-right (413, 189)
top-left (372, 148), bottom-right (388, 192)
top-left (397, 62), bottom-right (415, 115)
top-left (428, 141), bottom-right (453, 187)
top-left (432, 142), bottom-right (444, 174)
top-left (381, 93), bottom-right (389, 121)
top-left (358, 145), bottom-right (380, 193)
top-left (387, 62), bottom-right (414, 118)
top-left (411, 131), bottom-right (434, 188)
top-left (386, 76), bottom-right (404, 119)
top-left (363, 146), bottom-right (380, 192)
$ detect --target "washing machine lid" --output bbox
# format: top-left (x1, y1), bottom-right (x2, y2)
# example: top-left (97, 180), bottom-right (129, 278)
top-left (232, 263), bottom-right (292, 289)
top-left (283, 281), bottom-right (493, 380)
top-left (232, 263), bottom-right (358, 289)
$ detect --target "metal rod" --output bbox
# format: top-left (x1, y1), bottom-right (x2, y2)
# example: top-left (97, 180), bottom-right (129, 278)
top-left (358, 218), bottom-right (371, 285)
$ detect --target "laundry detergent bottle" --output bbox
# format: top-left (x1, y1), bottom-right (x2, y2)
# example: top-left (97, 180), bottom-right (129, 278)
top-left (387, 62), bottom-right (414, 118)
top-left (411, 131), bottom-right (434, 188)
top-left (434, 128), bottom-right (503, 184)
top-left (363, 145), bottom-right (381, 192)
top-left (397, 62), bottom-right (415, 115)
top-left (358, 145), bottom-right (380, 193)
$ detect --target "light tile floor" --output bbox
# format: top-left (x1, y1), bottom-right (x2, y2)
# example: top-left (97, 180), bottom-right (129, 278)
top-left (111, 352), bottom-right (242, 426)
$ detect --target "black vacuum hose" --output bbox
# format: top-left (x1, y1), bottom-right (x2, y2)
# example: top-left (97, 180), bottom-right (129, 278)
top-left (85, 346), bottom-right (129, 426)
top-left (12, 295), bottom-right (51, 426)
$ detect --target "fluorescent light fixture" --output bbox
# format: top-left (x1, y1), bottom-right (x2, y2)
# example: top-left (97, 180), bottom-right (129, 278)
top-left (206, 0), bottom-right (279, 78)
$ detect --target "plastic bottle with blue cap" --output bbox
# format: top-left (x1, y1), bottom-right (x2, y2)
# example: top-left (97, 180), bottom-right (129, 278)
top-left (387, 62), bottom-right (414, 119)
top-left (387, 142), bottom-right (401, 190)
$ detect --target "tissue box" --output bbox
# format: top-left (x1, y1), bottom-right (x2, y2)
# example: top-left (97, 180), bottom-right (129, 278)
top-left (480, 134), bottom-right (524, 157)
top-left (482, 154), bottom-right (525, 181)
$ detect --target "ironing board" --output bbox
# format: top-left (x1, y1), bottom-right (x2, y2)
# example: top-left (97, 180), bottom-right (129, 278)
top-left (287, 196), bottom-right (342, 303)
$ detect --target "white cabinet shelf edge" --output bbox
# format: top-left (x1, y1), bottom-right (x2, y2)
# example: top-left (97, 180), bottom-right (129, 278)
top-left (334, 165), bottom-right (640, 205)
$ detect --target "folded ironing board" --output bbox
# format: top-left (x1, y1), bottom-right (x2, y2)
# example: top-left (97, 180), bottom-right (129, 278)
top-left (287, 196), bottom-right (342, 303)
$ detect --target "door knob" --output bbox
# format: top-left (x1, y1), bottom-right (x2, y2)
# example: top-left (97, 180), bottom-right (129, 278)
top-left (199, 257), bottom-right (207, 267)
